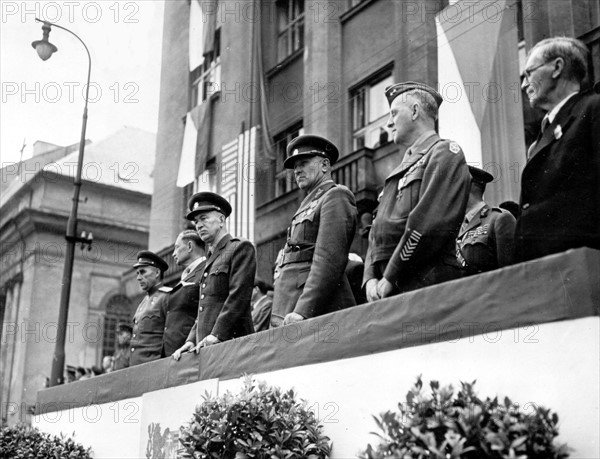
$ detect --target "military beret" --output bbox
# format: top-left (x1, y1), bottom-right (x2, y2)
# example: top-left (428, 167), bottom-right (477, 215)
top-left (116, 322), bottom-right (133, 334)
top-left (468, 166), bottom-right (494, 184)
top-left (283, 134), bottom-right (339, 169)
top-left (385, 81), bottom-right (443, 108)
top-left (186, 191), bottom-right (232, 220)
top-left (133, 250), bottom-right (169, 273)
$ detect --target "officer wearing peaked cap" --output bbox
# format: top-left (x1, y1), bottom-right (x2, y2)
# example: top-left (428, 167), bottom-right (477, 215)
top-left (271, 134), bottom-right (357, 327)
top-left (456, 166), bottom-right (516, 275)
top-left (130, 250), bottom-right (171, 366)
top-left (364, 81), bottom-right (470, 301)
top-left (173, 192), bottom-right (255, 359)
top-left (186, 191), bottom-right (232, 220)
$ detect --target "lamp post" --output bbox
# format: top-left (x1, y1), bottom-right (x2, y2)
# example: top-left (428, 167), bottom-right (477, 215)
top-left (32, 18), bottom-right (93, 386)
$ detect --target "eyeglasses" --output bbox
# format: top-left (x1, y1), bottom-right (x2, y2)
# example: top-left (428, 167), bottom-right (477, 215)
top-left (523, 60), bottom-right (551, 81)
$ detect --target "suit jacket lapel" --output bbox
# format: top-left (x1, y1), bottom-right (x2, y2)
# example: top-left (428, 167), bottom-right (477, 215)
top-left (527, 94), bottom-right (580, 162)
top-left (182, 259), bottom-right (205, 283)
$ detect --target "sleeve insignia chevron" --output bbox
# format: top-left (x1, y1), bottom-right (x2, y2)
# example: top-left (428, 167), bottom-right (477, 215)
top-left (400, 229), bottom-right (422, 261)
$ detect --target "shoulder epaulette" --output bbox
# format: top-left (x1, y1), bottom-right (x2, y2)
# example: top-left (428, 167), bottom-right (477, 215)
top-left (158, 286), bottom-right (173, 293)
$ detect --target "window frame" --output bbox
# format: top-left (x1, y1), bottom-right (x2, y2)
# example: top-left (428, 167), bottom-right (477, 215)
top-left (277, 0), bottom-right (305, 62)
top-left (273, 122), bottom-right (304, 198)
top-left (190, 28), bottom-right (222, 108)
top-left (349, 67), bottom-right (394, 151)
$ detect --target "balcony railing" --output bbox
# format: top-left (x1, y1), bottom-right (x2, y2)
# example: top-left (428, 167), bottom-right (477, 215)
top-left (332, 147), bottom-right (378, 208)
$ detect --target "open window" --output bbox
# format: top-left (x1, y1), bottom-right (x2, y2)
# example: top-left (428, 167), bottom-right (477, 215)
top-left (350, 70), bottom-right (393, 150)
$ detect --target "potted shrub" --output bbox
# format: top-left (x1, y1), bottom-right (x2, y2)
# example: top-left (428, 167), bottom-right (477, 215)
top-left (0, 423), bottom-right (92, 458)
top-left (178, 375), bottom-right (331, 458)
top-left (360, 376), bottom-right (571, 459)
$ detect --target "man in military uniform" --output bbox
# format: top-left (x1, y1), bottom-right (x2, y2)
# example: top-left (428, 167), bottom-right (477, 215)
top-left (271, 135), bottom-right (357, 326)
top-left (112, 322), bottom-right (132, 371)
top-left (172, 192), bottom-right (255, 359)
top-left (163, 230), bottom-right (206, 357)
top-left (364, 82), bottom-right (470, 301)
top-left (456, 166), bottom-right (516, 275)
top-left (129, 251), bottom-right (170, 366)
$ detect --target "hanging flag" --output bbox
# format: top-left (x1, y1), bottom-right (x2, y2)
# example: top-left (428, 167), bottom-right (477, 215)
top-left (437, 0), bottom-right (524, 203)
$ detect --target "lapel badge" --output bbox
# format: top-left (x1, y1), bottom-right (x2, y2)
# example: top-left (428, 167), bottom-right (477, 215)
top-left (449, 142), bottom-right (460, 154)
top-left (553, 125), bottom-right (563, 140)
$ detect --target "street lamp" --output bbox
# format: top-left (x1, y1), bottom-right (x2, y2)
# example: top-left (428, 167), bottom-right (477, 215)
top-left (32, 18), bottom-right (93, 386)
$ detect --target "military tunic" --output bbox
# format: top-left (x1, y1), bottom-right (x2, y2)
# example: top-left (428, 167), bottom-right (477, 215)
top-left (186, 234), bottom-right (255, 344)
top-left (271, 180), bottom-right (357, 325)
top-left (456, 203), bottom-right (516, 275)
top-left (129, 285), bottom-right (170, 366)
top-left (364, 131), bottom-right (470, 293)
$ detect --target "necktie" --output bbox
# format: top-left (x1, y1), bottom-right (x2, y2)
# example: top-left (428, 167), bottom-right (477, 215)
top-left (528, 115), bottom-right (550, 160)
top-left (540, 115), bottom-right (549, 136)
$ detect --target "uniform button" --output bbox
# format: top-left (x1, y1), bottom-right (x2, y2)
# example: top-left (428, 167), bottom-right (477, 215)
top-left (199, 307), bottom-right (204, 312)
top-left (132, 334), bottom-right (136, 338)
top-left (131, 348), bottom-right (135, 352)
top-left (203, 272), bottom-right (208, 277)
top-left (202, 283), bottom-right (206, 288)
top-left (522, 203), bottom-right (530, 209)
top-left (164, 327), bottom-right (167, 331)
top-left (201, 294), bottom-right (205, 299)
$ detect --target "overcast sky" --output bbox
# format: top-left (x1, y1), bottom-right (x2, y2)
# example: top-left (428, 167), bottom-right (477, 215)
top-left (0, 0), bottom-right (165, 165)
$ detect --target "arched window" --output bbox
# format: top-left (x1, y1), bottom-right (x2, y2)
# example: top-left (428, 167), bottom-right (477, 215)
top-left (102, 294), bottom-right (132, 357)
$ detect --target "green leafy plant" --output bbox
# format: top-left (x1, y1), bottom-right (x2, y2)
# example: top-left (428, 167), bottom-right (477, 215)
top-left (360, 376), bottom-right (571, 459)
top-left (0, 423), bottom-right (92, 458)
top-left (178, 375), bottom-right (331, 458)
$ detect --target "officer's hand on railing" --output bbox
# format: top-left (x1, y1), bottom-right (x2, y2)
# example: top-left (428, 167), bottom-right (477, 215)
top-left (366, 278), bottom-right (380, 302)
top-left (377, 277), bottom-right (394, 299)
top-left (172, 341), bottom-right (194, 361)
top-left (283, 312), bottom-right (305, 325)
top-left (198, 334), bottom-right (221, 349)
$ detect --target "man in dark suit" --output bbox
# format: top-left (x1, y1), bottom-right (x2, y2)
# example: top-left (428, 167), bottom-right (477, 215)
top-left (517, 36), bottom-right (600, 261)
top-left (172, 192), bottom-right (255, 359)
top-left (364, 82), bottom-right (470, 301)
top-left (271, 135), bottom-right (357, 327)
top-left (163, 230), bottom-right (206, 357)
top-left (129, 251), bottom-right (170, 366)
top-left (456, 166), bottom-right (516, 275)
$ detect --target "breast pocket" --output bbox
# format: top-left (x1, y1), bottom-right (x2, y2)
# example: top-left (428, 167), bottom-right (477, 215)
top-left (292, 209), bottom-right (318, 242)
top-left (208, 264), bottom-right (230, 294)
top-left (390, 168), bottom-right (424, 220)
top-left (139, 313), bottom-right (163, 333)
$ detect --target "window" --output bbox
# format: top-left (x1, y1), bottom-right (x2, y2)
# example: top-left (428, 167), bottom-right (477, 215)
top-left (102, 295), bottom-right (132, 358)
top-left (182, 182), bottom-right (194, 215)
top-left (274, 123), bottom-right (304, 197)
top-left (196, 157), bottom-right (218, 193)
top-left (277, 0), bottom-right (305, 62)
top-left (350, 72), bottom-right (393, 150)
top-left (191, 28), bottom-right (221, 107)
